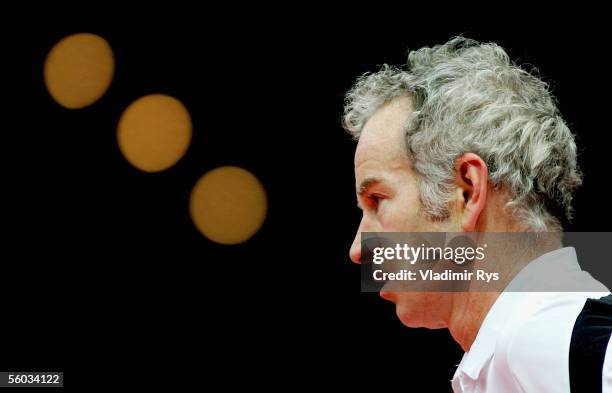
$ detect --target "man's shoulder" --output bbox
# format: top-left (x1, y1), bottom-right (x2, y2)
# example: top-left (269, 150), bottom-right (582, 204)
top-left (496, 292), bottom-right (609, 359)
top-left (492, 292), bottom-right (611, 392)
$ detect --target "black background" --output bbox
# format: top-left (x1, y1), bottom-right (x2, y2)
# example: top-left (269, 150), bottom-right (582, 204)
top-left (5, 14), bottom-right (612, 391)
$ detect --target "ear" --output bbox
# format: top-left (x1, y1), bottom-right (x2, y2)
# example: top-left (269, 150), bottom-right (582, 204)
top-left (454, 153), bottom-right (488, 231)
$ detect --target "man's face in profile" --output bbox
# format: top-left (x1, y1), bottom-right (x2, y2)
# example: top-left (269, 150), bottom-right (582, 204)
top-left (350, 95), bottom-right (457, 329)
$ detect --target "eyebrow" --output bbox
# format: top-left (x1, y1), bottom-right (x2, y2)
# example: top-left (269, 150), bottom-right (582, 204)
top-left (358, 177), bottom-right (380, 196)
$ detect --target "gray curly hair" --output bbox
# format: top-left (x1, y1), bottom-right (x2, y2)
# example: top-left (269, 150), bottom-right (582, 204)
top-left (343, 37), bottom-right (582, 231)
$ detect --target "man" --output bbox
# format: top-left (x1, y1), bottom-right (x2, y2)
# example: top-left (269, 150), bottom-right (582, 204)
top-left (344, 37), bottom-right (612, 392)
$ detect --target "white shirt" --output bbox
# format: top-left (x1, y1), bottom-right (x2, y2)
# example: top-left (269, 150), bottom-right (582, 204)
top-left (452, 247), bottom-right (611, 393)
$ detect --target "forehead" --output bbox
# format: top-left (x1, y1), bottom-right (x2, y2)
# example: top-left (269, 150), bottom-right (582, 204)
top-left (354, 95), bottom-right (414, 168)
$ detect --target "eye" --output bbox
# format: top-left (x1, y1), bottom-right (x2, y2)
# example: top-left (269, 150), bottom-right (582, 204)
top-left (368, 194), bottom-right (384, 209)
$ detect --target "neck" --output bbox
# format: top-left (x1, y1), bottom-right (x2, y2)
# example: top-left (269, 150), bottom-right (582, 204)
top-left (446, 241), bottom-right (562, 352)
top-left (448, 291), bottom-right (501, 352)
top-left (447, 216), bottom-right (562, 351)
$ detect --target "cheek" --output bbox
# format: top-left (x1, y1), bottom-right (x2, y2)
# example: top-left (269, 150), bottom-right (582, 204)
top-left (380, 191), bottom-right (424, 231)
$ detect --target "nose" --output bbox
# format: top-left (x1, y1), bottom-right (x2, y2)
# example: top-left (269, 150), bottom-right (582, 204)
top-left (350, 231), bottom-right (361, 264)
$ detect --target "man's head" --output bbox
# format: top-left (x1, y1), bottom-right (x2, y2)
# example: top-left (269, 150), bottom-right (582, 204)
top-left (345, 37), bottom-right (582, 328)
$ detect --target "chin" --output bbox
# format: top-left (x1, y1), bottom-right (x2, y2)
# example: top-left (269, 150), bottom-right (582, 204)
top-left (396, 306), bottom-right (446, 329)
